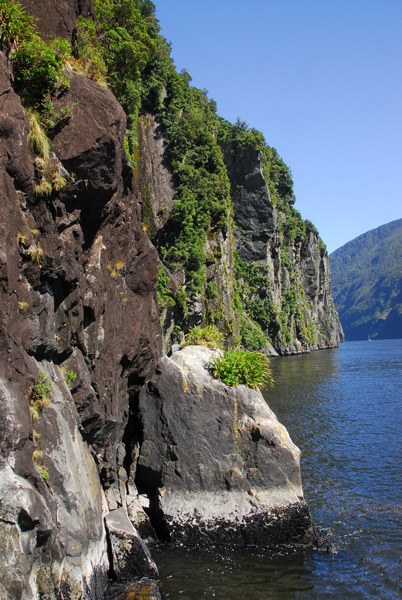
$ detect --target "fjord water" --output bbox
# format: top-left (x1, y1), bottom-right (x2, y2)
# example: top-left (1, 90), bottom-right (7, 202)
top-left (153, 339), bottom-right (402, 599)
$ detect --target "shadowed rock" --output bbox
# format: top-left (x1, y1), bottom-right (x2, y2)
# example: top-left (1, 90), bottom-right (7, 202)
top-left (137, 346), bottom-right (317, 547)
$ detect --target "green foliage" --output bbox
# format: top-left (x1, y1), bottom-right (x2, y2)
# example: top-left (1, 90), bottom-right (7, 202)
top-left (39, 99), bottom-right (75, 131)
top-left (73, 16), bottom-right (106, 82)
top-left (95, 0), bottom-right (159, 159)
top-left (234, 254), bottom-right (277, 349)
top-left (212, 349), bottom-right (274, 390)
top-left (11, 35), bottom-right (70, 105)
top-left (95, 0), bottom-right (157, 113)
top-left (26, 107), bottom-right (50, 160)
top-left (0, 0), bottom-right (35, 52)
top-left (155, 79), bottom-right (232, 292)
top-left (157, 264), bottom-right (175, 309)
top-left (62, 369), bottom-right (77, 389)
top-left (176, 286), bottom-right (188, 315)
top-left (184, 325), bottom-right (224, 349)
top-left (330, 218), bottom-right (402, 340)
top-left (18, 300), bottom-right (29, 312)
top-left (32, 447), bottom-right (49, 479)
top-left (239, 316), bottom-right (268, 351)
top-left (29, 372), bottom-right (52, 420)
top-left (37, 464), bottom-right (49, 480)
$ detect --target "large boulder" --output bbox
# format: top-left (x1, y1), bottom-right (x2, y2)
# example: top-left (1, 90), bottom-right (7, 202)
top-left (137, 346), bottom-right (316, 547)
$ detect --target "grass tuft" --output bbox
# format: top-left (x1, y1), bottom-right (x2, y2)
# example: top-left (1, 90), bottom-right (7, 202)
top-left (26, 108), bottom-right (50, 162)
top-left (212, 349), bottom-right (274, 390)
top-left (183, 325), bottom-right (224, 349)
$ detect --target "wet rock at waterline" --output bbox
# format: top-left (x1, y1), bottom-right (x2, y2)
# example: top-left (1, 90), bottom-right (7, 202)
top-left (137, 346), bottom-right (316, 547)
top-left (105, 508), bottom-right (158, 580)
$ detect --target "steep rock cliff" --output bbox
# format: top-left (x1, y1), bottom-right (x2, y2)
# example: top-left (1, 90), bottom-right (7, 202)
top-left (137, 113), bottom-right (236, 352)
top-left (0, 16), bottom-right (161, 595)
top-left (223, 139), bottom-right (344, 354)
top-left (137, 117), bottom-right (343, 354)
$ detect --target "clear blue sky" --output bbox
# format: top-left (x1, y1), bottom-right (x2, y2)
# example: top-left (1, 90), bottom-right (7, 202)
top-left (154, 0), bottom-right (401, 254)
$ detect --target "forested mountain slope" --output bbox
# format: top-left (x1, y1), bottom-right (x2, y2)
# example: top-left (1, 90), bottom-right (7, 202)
top-left (329, 219), bottom-right (402, 340)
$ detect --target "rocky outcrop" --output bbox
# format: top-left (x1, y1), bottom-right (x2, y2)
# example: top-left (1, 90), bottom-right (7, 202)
top-left (0, 362), bottom-right (108, 599)
top-left (223, 141), bottom-right (344, 353)
top-left (138, 114), bottom-right (343, 355)
top-left (136, 346), bottom-right (316, 547)
top-left (0, 1), bottom-right (342, 596)
top-left (0, 42), bottom-right (160, 598)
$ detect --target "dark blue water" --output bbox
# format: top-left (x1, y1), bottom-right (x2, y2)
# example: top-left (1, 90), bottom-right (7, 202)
top-left (153, 340), bottom-right (402, 599)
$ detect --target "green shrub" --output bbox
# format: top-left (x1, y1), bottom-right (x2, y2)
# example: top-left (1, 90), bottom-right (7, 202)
top-left (176, 286), bottom-right (188, 315)
top-left (73, 16), bottom-right (106, 83)
top-left (11, 35), bottom-right (70, 105)
top-left (157, 264), bottom-right (175, 308)
top-left (212, 349), bottom-right (274, 390)
top-left (61, 367), bottom-right (77, 389)
top-left (26, 107), bottom-right (50, 160)
top-left (184, 325), bottom-right (224, 349)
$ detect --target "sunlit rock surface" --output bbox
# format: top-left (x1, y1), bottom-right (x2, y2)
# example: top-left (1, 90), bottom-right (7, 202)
top-left (137, 346), bottom-right (316, 547)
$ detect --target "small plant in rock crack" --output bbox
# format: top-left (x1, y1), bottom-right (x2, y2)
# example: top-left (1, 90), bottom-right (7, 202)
top-left (107, 260), bottom-right (125, 278)
top-left (16, 232), bottom-right (29, 246)
top-left (32, 447), bottom-right (49, 480)
top-left (26, 242), bottom-right (45, 266)
top-left (29, 371), bottom-right (52, 420)
top-left (29, 372), bottom-right (52, 480)
top-left (61, 366), bottom-right (77, 389)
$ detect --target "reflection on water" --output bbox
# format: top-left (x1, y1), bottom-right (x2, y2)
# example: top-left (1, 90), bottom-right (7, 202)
top-left (153, 340), bottom-right (402, 599)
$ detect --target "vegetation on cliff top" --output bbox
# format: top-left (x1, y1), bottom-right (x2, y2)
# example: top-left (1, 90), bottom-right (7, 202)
top-left (2, 0), bottom-right (334, 354)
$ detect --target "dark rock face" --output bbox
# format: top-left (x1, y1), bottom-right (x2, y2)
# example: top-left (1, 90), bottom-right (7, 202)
top-left (0, 362), bottom-right (109, 599)
top-left (105, 508), bottom-right (158, 580)
top-left (0, 46), bottom-right (160, 597)
top-left (22, 0), bottom-right (95, 42)
top-left (136, 114), bottom-right (176, 241)
top-left (223, 142), bottom-right (344, 353)
top-left (137, 346), bottom-right (316, 547)
top-left (224, 143), bottom-right (277, 263)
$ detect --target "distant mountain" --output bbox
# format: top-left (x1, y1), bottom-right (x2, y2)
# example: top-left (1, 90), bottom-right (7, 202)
top-left (329, 219), bottom-right (402, 340)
